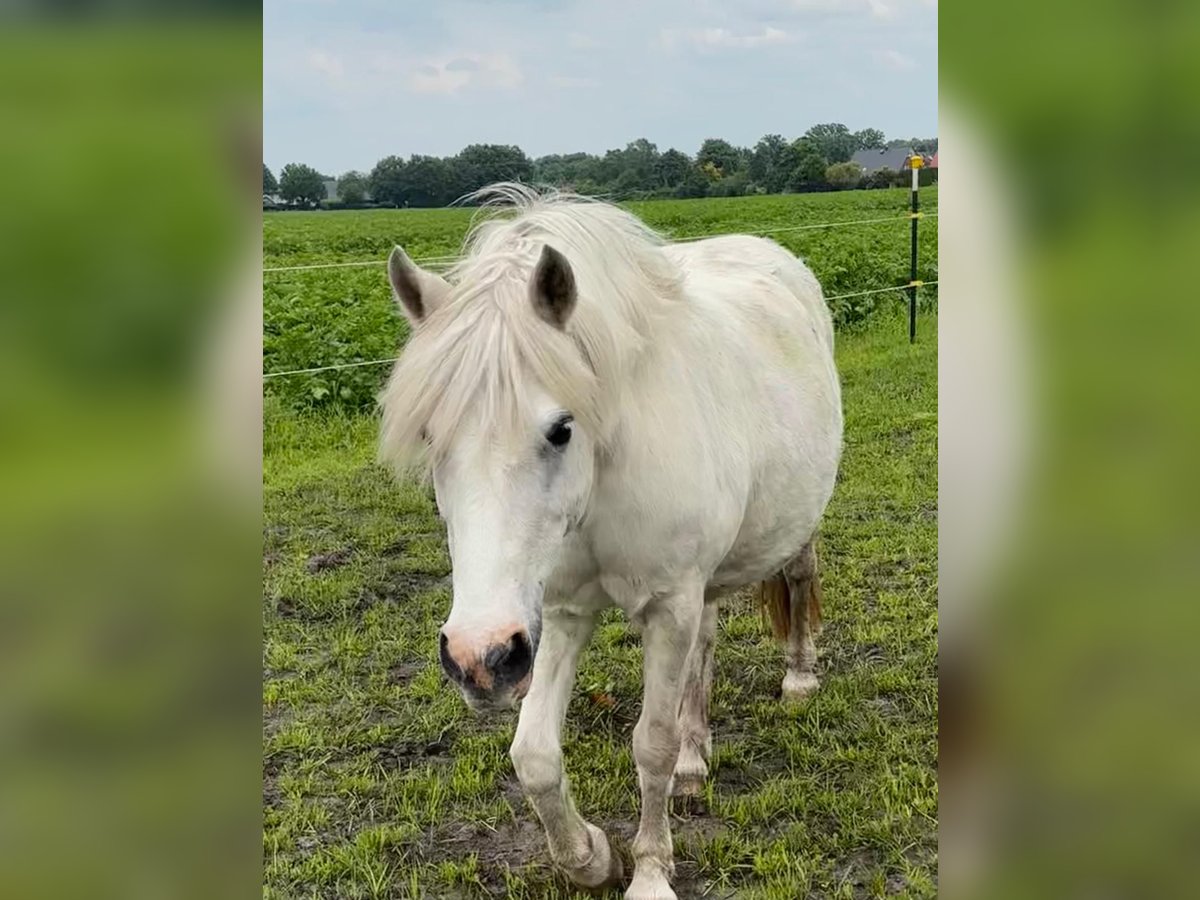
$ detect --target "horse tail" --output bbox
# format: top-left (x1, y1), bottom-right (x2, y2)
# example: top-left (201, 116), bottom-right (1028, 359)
top-left (760, 573), bottom-right (792, 641)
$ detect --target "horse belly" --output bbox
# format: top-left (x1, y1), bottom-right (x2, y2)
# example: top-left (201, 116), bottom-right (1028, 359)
top-left (711, 475), bottom-right (831, 589)
top-left (710, 392), bottom-right (841, 590)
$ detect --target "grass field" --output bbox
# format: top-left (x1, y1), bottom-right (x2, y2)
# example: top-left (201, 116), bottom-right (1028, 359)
top-left (264, 188), bottom-right (936, 411)
top-left (263, 189), bottom-right (938, 898)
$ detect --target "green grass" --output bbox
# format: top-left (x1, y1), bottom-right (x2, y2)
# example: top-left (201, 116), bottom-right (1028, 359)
top-left (263, 310), bottom-right (938, 899)
top-left (264, 189), bottom-right (937, 411)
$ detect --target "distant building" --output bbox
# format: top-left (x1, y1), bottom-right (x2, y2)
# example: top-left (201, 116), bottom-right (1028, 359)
top-left (323, 179), bottom-right (338, 201)
top-left (849, 148), bottom-right (932, 173)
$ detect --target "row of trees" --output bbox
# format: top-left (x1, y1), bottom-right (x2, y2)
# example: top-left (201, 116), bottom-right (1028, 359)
top-left (264, 124), bottom-right (937, 209)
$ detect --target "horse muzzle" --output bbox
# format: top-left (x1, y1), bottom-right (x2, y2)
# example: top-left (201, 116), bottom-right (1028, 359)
top-left (439, 624), bottom-right (536, 711)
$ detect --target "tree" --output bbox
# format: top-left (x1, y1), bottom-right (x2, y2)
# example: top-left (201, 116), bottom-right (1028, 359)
top-left (824, 161), bottom-right (865, 190)
top-left (750, 134), bottom-right (805, 193)
top-left (803, 123), bottom-right (857, 164)
top-left (887, 136), bottom-right (938, 152)
top-left (279, 163), bottom-right (326, 207)
top-left (749, 134), bottom-right (786, 182)
top-left (403, 155), bottom-right (457, 207)
top-left (655, 149), bottom-right (693, 189)
top-left (611, 167), bottom-right (645, 198)
top-left (710, 171), bottom-right (750, 197)
top-left (337, 171), bottom-right (368, 205)
top-left (533, 152), bottom-right (595, 187)
top-left (616, 138), bottom-right (660, 192)
top-left (865, 167), bottom-right (899, 189)
top-left (369, 156), bottom-right (408, 206)
top-left (453, 144), bottom-right (533, 198)
top-left (787, 146), bottom-right (828, 192)
top-left (697, 138), bottom-right (743, 177)
top-left (674, 165), bottom-right (709, 199)
top-left (263, 164), bottom-right (278, 195)
top-left (853, 128), bottom-right (886, 150)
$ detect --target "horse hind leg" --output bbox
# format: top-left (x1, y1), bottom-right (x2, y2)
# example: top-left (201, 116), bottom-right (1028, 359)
top-left (762, 540), bottom-right (823, 702)
top-left (671, 603), bottom-right (717, 798)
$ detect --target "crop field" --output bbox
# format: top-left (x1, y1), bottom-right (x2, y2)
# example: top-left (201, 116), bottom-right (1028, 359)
top-left (263, 188), bottom-right (938, 898)
top-left (264, 188), bottom-right (936, 409)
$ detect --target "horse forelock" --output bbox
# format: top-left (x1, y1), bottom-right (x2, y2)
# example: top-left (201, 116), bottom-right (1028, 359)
top-left (378, 184), bottom-right (681, 474)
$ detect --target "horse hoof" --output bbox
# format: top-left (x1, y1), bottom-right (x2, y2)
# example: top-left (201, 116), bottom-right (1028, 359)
top-left (567, 823), bottom-right (624, 892)
top-left (670, 772), bottom-right (705, 797)
top-left (625, 868), bottom-right (677, 900)
top-left (782, 671), bottom-right (820, 702)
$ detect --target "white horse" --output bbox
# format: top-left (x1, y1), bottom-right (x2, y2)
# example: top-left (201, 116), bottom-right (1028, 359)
top-left (379, 186), bottom-right (843, 900)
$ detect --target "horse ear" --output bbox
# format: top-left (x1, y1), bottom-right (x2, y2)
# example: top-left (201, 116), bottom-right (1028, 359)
top-left (530, 245), bottom-right (576, 329)
top-left (388, 246), bottom-right (450, 325)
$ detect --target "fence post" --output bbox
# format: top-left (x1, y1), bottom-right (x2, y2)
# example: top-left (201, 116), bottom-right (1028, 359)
top-left (908, 153), bottom-right (922, 343)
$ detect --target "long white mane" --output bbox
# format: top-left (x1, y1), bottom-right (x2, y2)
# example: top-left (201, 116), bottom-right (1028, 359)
top-left (379, 185), bottom-right (682, 472)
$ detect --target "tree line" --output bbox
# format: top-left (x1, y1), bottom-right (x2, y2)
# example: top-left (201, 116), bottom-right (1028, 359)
top-left (264, 124), bottom-right (937, 209)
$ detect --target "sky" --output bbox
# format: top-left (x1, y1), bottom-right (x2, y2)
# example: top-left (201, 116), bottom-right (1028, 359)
top-left (264, 0), bottom-right (937, 177)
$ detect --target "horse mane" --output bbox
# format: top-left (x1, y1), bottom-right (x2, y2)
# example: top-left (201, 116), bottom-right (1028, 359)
top-left (378, 183), bottom-right (683, 474)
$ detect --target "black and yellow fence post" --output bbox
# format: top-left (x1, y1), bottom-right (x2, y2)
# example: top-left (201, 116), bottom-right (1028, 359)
top-left (907, 153), bottom-right (922, 343)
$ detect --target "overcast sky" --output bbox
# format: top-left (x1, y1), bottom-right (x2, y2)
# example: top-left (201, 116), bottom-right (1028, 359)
top-left (264, 0), bottom-right (937, 176)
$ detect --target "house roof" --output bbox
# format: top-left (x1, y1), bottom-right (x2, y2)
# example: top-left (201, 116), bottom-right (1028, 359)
top-left (850, 147), bottom-right (919, 173)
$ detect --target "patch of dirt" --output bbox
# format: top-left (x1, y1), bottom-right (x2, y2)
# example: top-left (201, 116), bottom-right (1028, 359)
top-left (497, 773), bottom-right (526, 810)
top-left (862, 555), bottom-right (914, 582)
top-left (342, 571), bottom-right (449, 618)
top-left (383, 569), bottom-right (450, 597)
top-left (305, 548), bottom-right (353, 573)
top-left (374, 734), bottom-right (457, 772)
top-left (437, 817), bottom-right (547, 867)
top-left (355, 571), bottom-right (450, 609)
top-left (262, 750), bottom-right (295, 814)
top-left (382, 534), bottom-right (445, 557)
top-left (262, 775), bottom-right (282, 811)
top-left (833, 848), bottom-right (917, 899)
top-left (866, 696), bottom-right (902, 719)
top-left (421, 810), bottom-right (730, 899)
top-left (886, 872), bottom-right (909, 894)
top-left (263, 750), bottom-right (295, 780)
top-left (387, 660), bottom-right (425, 685)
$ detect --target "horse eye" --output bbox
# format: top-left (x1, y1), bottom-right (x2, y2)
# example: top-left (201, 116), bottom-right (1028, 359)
top-left (545, 417), bottom-right (573, 448)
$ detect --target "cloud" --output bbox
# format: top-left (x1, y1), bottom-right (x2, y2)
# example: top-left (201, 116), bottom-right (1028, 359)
top-left (785, 0), bottom-right (896, 18)
top-left (408, 65), bottom-right (471, 95)
top-left (876, 48), bottom-right (917, 71)
top-left (866, 0), bottom-right (894, 19)
top-left (406, 53), bottom-right (523, 95)
top-left (306, 49), bottom-right (344, 82)
top-left (661, 25), bottom-right (797, 51)
top-left (567, 32), bottom-right (602, 50)
top-left (264, 0), bottom-right (937, 172)
top-left (548, 74), bottom-right (599, 89)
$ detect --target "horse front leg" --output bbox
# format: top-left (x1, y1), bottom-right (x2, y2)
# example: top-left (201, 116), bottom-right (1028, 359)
top-left (627, 586), bottom-right (704, 900)
top-left (509, 605), bottom-right (622, 890)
